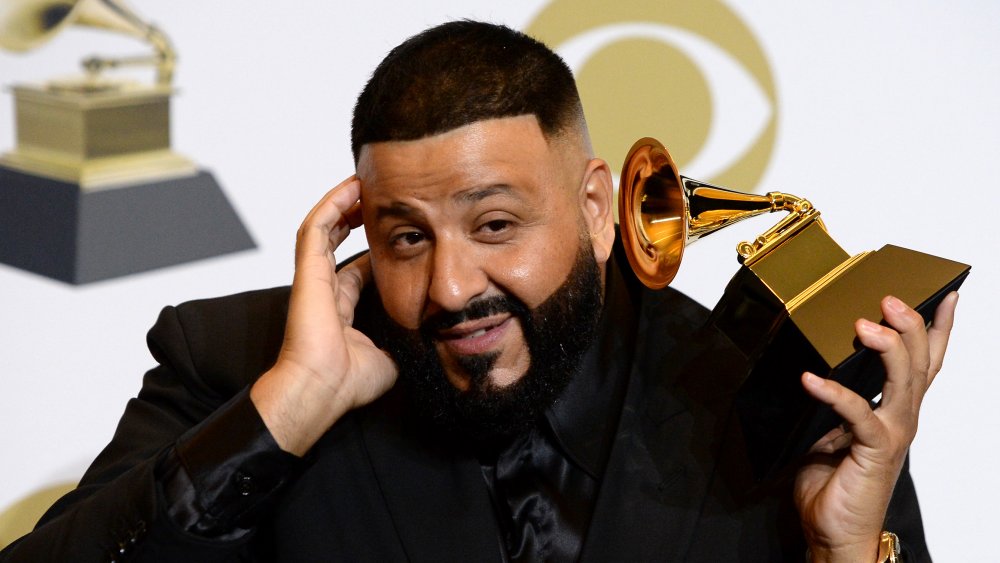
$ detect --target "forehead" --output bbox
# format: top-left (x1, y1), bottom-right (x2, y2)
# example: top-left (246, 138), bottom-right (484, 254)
top-left (356, 115), bottom-right (576, 204)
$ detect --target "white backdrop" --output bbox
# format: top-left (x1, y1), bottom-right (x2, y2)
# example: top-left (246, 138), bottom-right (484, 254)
top-left (1, 1), bottom-right (997, 558)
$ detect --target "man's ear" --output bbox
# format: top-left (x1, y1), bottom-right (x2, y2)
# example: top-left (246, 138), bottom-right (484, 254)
top-left (579, 158), bottom-right (616, 265)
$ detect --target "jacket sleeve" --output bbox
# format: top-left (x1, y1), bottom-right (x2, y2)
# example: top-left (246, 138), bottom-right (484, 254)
top-left (0, 287), bottom-right (293, 562)
top-left (885, 454), bottom-right (930, 562)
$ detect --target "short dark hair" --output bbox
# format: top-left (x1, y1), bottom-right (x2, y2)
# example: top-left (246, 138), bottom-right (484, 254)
top-left (351, 20), bottom-right (584, 163)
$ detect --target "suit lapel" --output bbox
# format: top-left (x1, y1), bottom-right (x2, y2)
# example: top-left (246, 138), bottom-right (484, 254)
top-left (359, 391), bottom-right (503, 562)
top-left (348, 283), bottom-right (501, 561)
top-left (581, 285), bottom-right (743, 563)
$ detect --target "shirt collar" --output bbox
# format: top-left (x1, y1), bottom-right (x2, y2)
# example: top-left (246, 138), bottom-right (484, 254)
top-left (544, 251), bottom-right (638, 480)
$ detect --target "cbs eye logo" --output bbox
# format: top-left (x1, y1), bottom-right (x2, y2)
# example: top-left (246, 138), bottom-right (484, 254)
top-left (526, 0), bottom-right (777, 192)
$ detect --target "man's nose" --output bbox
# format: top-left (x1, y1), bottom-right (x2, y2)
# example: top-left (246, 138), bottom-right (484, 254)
top-left (427, 237), bottom-right (488, 313)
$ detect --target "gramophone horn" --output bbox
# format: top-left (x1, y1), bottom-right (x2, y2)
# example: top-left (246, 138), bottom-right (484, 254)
top-left (0, 0), bottom-right (175, 84)
top-left (618, 137), bottom-right (817, 289)
top-left (0, 0), bottom-right (74, 51)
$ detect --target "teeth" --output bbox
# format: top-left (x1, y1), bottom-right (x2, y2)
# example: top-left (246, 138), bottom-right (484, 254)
top-left (464, 328), bottom-right (488, 339)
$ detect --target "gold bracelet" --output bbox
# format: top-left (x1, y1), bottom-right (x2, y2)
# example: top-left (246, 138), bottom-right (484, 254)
top-left (876, 531), bottom-right (901, 563)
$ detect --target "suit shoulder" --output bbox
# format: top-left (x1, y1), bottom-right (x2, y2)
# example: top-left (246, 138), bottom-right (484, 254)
top-left (640, 285), bottom-right (711, 341)
top-left (171, 285), bottom-right (292, 320)
top-left (146, 286), bottom-right (291, 400)
top-left (610, 234), bottom-right (710, 333)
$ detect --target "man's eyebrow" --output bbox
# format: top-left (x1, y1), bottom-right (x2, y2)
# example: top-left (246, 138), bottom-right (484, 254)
top-left (373, 202), bottom-right (424, 222)
top-left (373, 185), bottom-right (519, 222)
top-left (453, 184), bottom-right (517, 204)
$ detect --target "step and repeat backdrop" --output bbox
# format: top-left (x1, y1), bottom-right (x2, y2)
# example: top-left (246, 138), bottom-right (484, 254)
top-left (1, 0), bottom-right (996, 556)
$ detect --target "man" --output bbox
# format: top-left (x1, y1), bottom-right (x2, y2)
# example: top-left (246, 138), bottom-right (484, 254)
top-left (0, 21), bottom-right (955, 562)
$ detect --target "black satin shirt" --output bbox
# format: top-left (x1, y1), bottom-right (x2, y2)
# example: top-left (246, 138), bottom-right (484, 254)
top-left (478, 260), bottom-right (637, 562)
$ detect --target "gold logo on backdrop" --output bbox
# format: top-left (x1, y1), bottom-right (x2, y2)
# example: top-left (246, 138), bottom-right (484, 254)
top-left (525, 0), bottom-right (778, 190)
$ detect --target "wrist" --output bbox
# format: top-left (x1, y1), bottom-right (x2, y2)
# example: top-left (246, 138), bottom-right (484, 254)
top-left (250, 364), bottom-right (353, 456)
top-left (806, 537), bottom-right (881, 563)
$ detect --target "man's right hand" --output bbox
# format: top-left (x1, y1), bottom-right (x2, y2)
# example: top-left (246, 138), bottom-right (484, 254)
top-left (250, 176), bottom-right (398, 456)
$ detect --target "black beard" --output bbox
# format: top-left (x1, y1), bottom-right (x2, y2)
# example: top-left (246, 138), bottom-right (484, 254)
top-left (375, 242), bottom-right (603, 445)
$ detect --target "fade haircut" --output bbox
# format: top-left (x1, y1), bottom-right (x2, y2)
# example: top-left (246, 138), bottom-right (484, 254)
top-left (351, 20), bottom-right (585, 163)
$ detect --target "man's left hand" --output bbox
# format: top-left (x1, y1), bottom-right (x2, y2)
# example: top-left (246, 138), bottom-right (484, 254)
top-left (793, 292), bottom-right (959, 562)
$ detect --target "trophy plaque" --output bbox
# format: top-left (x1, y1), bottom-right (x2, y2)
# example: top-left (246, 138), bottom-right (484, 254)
top-left (619, 138), bottom-right (970, 481)
top-left (0, 0), bottom-right (254, 284)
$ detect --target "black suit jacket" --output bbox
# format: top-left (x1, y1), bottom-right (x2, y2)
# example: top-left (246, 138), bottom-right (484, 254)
top-left (0, 244), bottom-right (930, 562)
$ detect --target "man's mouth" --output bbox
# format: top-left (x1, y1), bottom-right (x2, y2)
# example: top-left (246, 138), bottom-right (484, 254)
top-left (435, 315), bottom-right (512, 356)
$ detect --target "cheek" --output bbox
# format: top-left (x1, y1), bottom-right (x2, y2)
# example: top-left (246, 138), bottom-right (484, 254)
top-left (493, 232), bottom-right (580, 309)
top-left (370, 250), bottom-right (426, 330)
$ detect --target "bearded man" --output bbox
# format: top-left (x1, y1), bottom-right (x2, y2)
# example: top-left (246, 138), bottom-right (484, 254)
top-left (0, 21), bottom-right (955, 563)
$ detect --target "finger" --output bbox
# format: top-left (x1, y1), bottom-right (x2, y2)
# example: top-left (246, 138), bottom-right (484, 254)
top-left (807, 422), bottom-right (855, 455)
top-left (301, 174), bottom-right (359, 228)
top-left (881, 296), bottom-right (930, 384)
top-left (853, 317), bottom-right (913, 410)
top-left (801, 372), bottom-right (887, 449)
top-left (345, 199), bottom-right (364, 230)
top-left (297, 177), bottom-right (362, 264)
top-left (337, 253), bottom-right (372, 326)
top-left (926, 292), bottom-right (958, 384)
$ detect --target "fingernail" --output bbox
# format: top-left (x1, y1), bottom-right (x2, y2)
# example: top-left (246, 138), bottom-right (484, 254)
top-left (857, 318), bottom-right (880, 334)
top-left (803, 372), bottom-right (823, 387)
top-left (886, 295), bottom-right (906, 313)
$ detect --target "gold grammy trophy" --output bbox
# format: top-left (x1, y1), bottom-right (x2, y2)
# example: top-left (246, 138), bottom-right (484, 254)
top-left (0, 0), bottom-right (254, 283)
top-left (620, 138), bottom-right (970, 480)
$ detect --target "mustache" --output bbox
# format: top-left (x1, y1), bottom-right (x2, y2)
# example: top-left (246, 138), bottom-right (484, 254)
top-left (420, 294), bottom-right (530, 335)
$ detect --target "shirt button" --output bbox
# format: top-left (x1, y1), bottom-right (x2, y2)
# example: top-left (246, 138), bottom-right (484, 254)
top-left (235, 471), bottom-right (254, 496)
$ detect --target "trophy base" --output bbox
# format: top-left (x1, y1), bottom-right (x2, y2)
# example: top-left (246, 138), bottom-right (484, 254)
top-left (0, 166), bottom-right (256, 284)
top-left (711, 244), bottom-right (970, 482)
top-left (0, 148), bottom-right (198, 190)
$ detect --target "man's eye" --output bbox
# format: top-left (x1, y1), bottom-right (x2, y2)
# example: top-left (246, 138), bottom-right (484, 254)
top-left (391, 231), bottom-right (426, 248)
top-left (480, 220), bottom-right (511, 233)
